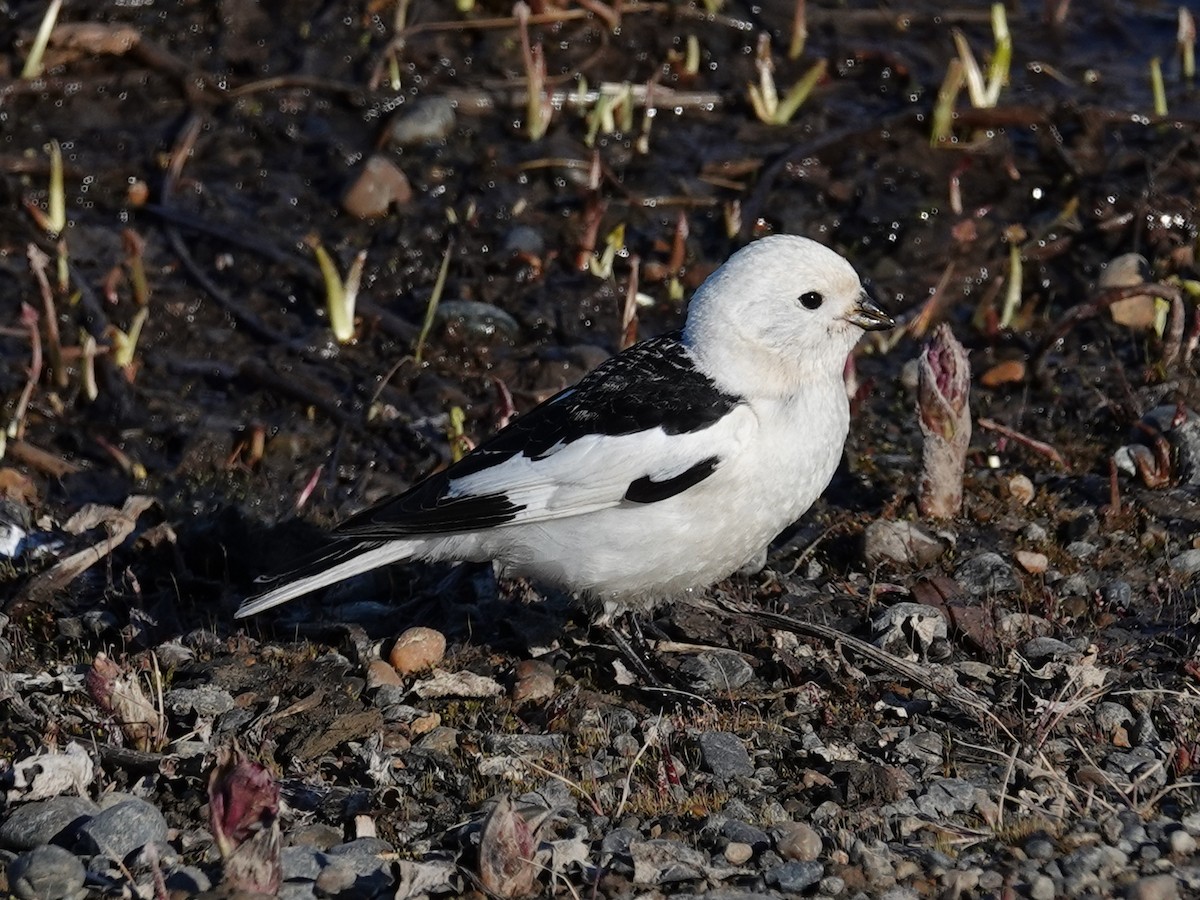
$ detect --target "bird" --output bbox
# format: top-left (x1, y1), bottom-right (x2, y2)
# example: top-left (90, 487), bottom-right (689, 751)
top-left (237, 235), bottom-right (893, 622)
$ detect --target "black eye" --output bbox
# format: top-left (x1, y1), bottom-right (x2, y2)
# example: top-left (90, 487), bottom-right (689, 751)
top-left (799, 291), bottom-right (824, 310)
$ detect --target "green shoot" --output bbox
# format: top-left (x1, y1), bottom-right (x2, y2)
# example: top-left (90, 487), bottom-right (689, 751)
top-left (21, 0), bottom-right (63, 79)
top-left (774, 59), bottom-right (827, 124)
top-left (931, 58), bottom-right (965, 145)
top-left (1000, 226), bottom-right (1025, 328)
top-left (1180, 8), bottom-right (1196, 82)
top-left (788, 0), bottom-right (807, 60)
top-left (415, 241), bottom-right (453, 365)
top-left (748, 33), bottom-right (826, 125)
top-left (109, 306), bottom-right (149, 373)
top-left (47, 140), bottom-right (66, 235)
top-left (306, 235), bottom-right (364, 344)
top-left (447, 406), bottom-right (470, 462)
top-left (515, 2), bottom-right (552, 140)
top-left (1149, 57), bottom-right (1167, 116)
top-left (952, 3), bottom-right (1011, 109)
top-left (81, 335), bottom-right (98, 402)
top-left (588, 223), bottom-right (625, 279)
top-left (685, 35), bottom-right (701, 76)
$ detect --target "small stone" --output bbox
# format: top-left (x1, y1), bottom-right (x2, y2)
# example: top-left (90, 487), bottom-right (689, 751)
top-left (0, 797), bottom-right (98, 851)
top-left (819, 875), bottom-right (845, 895)
top-left (366, 658), bottom-right (403, 689)
top-left (1005, 473), bottom-right (1035, 505)
top-left (696, 732), bottom-right (754, 779)
top-left (163, 685), bottom-right (235, 718)
top-left (1101, 253), bottom-right (1156, 329)
top-left (1015, 549), bottom-right (1049, 574)
top-left (1066, 540), bottom-right (1097, 559)
top-left (1025, 835), bottom-right (1057, 861)
top-left (721, 820), bottom-right (770, 850)
top-left (342, 154), bottom-right (412, 219)
top-left (77, 798), bottom-right (167, 861)
top-left (510, 659), bottom-right (556, 703)
top-left (415, 726), bottom-right (459, 756)
top-left (164, 864), bottom-right (211, 895)
top-left (1168, 829), bottom-right (1197, 856)
top-left (679, 650), bottom-right (753, 693)
top-left (1095, 702), bottom-right (1134, 736)
top-left (955, 552), bottom-right (1019, 597)
top-left (765, 860), bottom-right (824, 893)
top-left (774, 821), bottom-right (822, 862)
top-left (8, 844), bottom-right (85, 900)
top-left (863, 520), bottom-right (946, 567)
top-left (387, 97), bottom-right (456, 145)
top-left (1169, 550), bottom-right (1200, 576)
top-left (389, 627), bottom-right (446, 675)
top-left (1024, 522), bottom-right (1049, 542)
top-left (435, 300), bottom-right (521, 343)
top-left (1125, 874), bottom-right (1180, 900)
top-left (724, 841), bottom-right (753, 865)
top-left (1029, 874), bottom-right (1056, 900)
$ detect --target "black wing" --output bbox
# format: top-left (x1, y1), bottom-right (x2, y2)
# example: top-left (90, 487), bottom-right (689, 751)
top-left (336, 332), bottom-right (741, 537)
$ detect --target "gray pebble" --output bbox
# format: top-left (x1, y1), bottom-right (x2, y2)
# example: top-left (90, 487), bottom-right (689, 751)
top-left (818, 874), bottom-right (845, 895)
top-left (1066, 540), bottom-right (1097, 559)
top-left (1169, 829), bottom-right (1198, 856)
top-left (1125, 874), bottom-right (1180, 900)
top-left (435, 300), bottom-right (520, 343)
top-left (1030, 874), bottom-right (1056, 900)
top-left (76, 798), bottom-right (168, 861)
top-left (765, 860), bottom-right (824, 893)
top-left (721, 820), bottom-right (769, 850)
top-left (697, 732), bottom-right (754, 779)
top-left (164, 685), bottom-right (235, 717)
top-left (1096, 703), bottom-right (1135, 735)
top-left (1169, 549), bottom-right (1200, 575)
top-left (955, 552), bottom-right (1019, 596)
top-left (1102, 580), bottom-right (1133, 608)
top-left (680, 651), bottom-right (753, 693)
top-left (862, 519), bottom-right (946, 567)
top-left (8, 844), bottom-right (86, 900)
top-left (773, 821), bottom-right (822, 862)
top-left (387, 97), bottom-right (456, 145)
top-left (503, 226), bottom-right (544, 257)
top-left (282, 845), bottom-right (323, 881)
top-left (0, 797), bottom-right (98, 851)
top-left (851, 839), bottom-right (895, 885)
top-left (1025, 835), bottom-right (1056, 861)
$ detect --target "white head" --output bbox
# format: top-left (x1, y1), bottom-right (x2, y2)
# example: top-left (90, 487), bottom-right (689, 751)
top-left (682, 235), bottom-right (892, 398)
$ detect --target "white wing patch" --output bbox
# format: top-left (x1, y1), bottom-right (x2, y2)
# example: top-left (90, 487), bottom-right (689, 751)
top-left (444, 405), bottom-right (756, 527)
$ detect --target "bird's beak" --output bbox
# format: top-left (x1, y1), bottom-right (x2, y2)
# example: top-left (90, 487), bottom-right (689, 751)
top-left (846, 290), bottom-right (894, 331)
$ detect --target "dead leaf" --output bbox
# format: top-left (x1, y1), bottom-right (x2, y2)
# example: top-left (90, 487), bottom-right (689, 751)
top-left (85, 653), bottom-right (162, 751)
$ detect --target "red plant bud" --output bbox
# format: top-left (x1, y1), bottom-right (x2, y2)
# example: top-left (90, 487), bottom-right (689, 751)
top-left (917, 324), bottom-right (972, 519)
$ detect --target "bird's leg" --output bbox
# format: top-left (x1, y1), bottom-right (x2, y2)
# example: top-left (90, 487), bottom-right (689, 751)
top-left (602, 614), bottom-right (667, 689)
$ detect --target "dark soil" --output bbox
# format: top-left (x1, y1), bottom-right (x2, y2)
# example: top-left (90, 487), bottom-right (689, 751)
top-left (1, 0), bottom-right (1199, 897)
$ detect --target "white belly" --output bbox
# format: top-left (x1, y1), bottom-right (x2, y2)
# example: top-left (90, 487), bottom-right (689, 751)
top-left (474, 381), bottom-right (850, 608)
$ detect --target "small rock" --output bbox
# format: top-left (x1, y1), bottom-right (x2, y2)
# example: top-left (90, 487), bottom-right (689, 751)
top-left (1025, 835), bottom-right (1057, 861)
top-left (697, 732), bottom-right (754, 779)
top-left (1066, 540), bottom-right (1097, 559)
top-left (8, 844), bottom-right (86, 900)
top-left (1023, 636), bottom-right (1078, 662)
top-left (955, 552), bottom-right (1019, 597)
top-left (863, 520), bottom-right (946, 567)
top-left (1169, 549), bottom-right (1200, 576)
top-left (77, 798), bottom-right (167, 861)
top-left (1125, 874), bottom-right (1180, 900)
top-left (873, 603), bottom-right (947, 655)
top-left (510, 659), bottom-right (556, 703)
top-left (765, 860), bottom-right (824, 892)
top-left (851, 839), bottom-right (895, 886)
top-left (1095, 702), bottom-right (1134, 736)
top-left (724, 841), bottom-right (753, 865)
top-left (721, 820), bottom-right (769, 850)
top-left (1100, 253), bottom-right (1154, 328)
top-left (366, 658), bottom-right (402, 689)
top-left (1023, 522), bottom-right (1049, 542)
top-left (0, 797), bottom-right (98, 851)
top-left (680, 650), bottom-right (753, 693)
top-left (342, 154), bottom-right (412, 219)
top-left (503, 225), bottom-right (544, 257)
top-left (435, 300), bottom-right (521, 343)
top-left (1029, 874), bottom-right (1056, 900)
top-left (387, 97), bottom-right (456, 145)
top-left (389, 627), bottom-right (446, 675)
top-left (819, 874), bottom-right (846, 895)
top-left (1015, 549), bottom-right (1049, 574)
top-left (164, 865), bottom-right (212, 895)
top-left (1168, 829), bottom-right (1197, 856)
top-left (773, 821), bottom-right (822, 862)
top-left (163, 685), bottom-right (235, 718)
top-left (1005, 473), bottom-right (1035, 505)
top-left (415, 726), bottom-right (459, 756)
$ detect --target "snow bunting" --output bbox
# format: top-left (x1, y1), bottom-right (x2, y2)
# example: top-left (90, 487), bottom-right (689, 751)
top-left (237, 235), bottom-right (893, 619)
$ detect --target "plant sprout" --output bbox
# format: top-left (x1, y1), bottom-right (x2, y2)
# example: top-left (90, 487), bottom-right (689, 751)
top-left (415, 241), bottom-right (453, 365)
top-left (306, 235), bottom-right (365, 344)
top-left (952, 3), bottom-right (1011, 109)
top-left (21, 0), bottom-right (63, 79)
